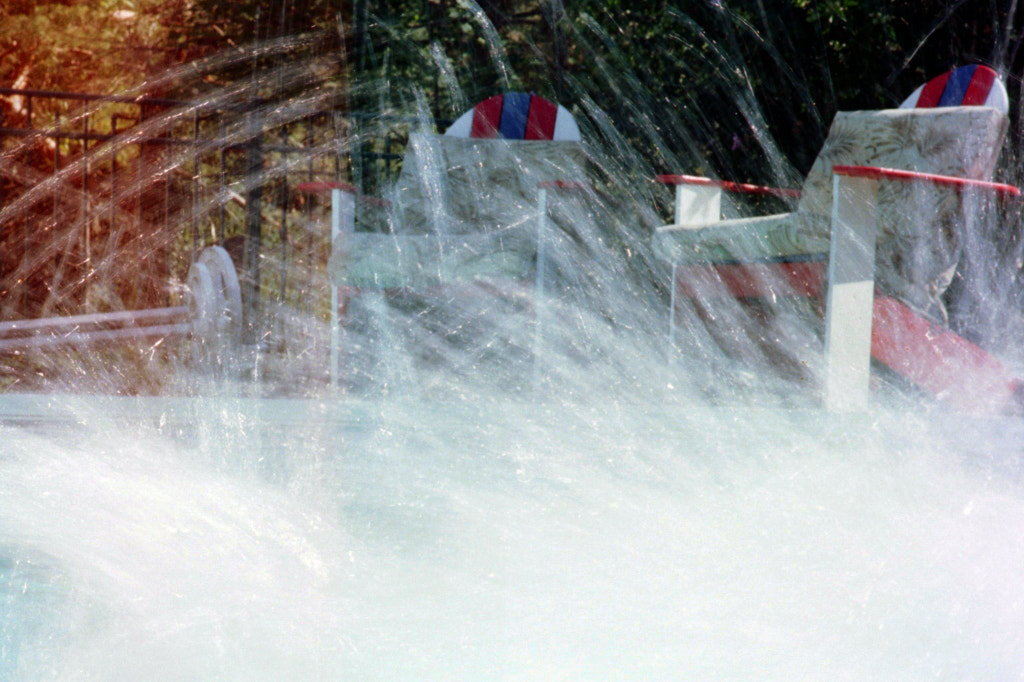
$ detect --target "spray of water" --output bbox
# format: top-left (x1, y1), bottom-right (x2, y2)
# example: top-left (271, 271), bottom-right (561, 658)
top-left (3, 4), bottom-right (1024, 679)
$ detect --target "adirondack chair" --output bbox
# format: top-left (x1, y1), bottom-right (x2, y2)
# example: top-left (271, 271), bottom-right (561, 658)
top-left (653, 65), bottom-right (1023, 412)
top-left (310, 93), bottom-right (591, 388)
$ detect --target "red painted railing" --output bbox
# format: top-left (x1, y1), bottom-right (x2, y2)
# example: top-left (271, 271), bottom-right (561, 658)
top-left (832, 165), bottom-right (1021, 196)
top-left (655, 174), bottom-right (801, 198)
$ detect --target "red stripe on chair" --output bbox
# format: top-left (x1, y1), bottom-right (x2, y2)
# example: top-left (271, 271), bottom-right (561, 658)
top-left (962, 65), bottom-right (997, 105)
top-left (656, 174), bottom-right (802, 198)
top-left (916, 72), bottom-right (950, 108)
top-left (673, 262), bottom-right (826, 299)
top-left (470, 94), bottom-right (503, 138)
top-left (871, 296), bottom-right (1020, 412)
top-left (525, 96), bottom-right (557, 140)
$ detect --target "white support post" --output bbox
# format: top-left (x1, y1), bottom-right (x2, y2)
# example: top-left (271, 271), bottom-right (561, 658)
top-left (533, 187), bottom-right (548, 389)
top-left (674, 184), bottom-right (722, 225)
top-left (669, 183), bottom-right (722, 363)
top-left (330, 187), bottom-right (356, 390)
top-left (823, 174), bottom-right (879, 412)
top-left (668, 264), bottom-right (679, 352)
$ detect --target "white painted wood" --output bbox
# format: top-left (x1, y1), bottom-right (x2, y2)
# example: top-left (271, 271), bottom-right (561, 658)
top-left (330, 188), bottom-right (356, 390)
top-left (552, 105), bottom-right (582, 141)
top-left (668, 183), bottom-right (721, 358)
top-left (674, 184), bottom-right (721, 225)
top-left (533, 187), bottom-right (549, 388)
top-left (824, 174), bottom-right (879, 412)
top-left (668, 263), bottom-right (679, 362)
top-left (444, 110), bottom-right (474, 137)
top-left (332, 187), bottom-right (355, 238)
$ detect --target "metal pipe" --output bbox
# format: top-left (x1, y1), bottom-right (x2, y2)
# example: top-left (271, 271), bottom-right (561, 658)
top-left (0, 306), bottom-right (190, 336)
top-left (0, 322), bottom-right (193, 352)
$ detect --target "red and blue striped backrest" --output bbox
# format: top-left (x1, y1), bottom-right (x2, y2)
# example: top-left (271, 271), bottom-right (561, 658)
top-left (900, 65), bottom-right (1008, 113)
top-left (444, 93), bottom-right (581, 141)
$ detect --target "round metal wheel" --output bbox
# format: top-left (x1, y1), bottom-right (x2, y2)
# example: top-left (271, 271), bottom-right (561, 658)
top-left (199, 245), bottom-right (243, 339)
top-left (186, 260), bottom-right (217, 342)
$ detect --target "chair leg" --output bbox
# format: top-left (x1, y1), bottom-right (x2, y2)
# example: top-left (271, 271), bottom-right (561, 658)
top-left (533, 188), bottom-right (549, 390)
top-left (329, 188), bottom-right (355, 391)
top-left (330, 284), bottom-right (341, 391)
top-left (668, 265), bottom-right (678, 364)
top-left (674, 184), bottom-right (721, 225)
top-left (823, 174), bottom-right (879, 412)
top-left (667, 185), bottom-right (720, 369)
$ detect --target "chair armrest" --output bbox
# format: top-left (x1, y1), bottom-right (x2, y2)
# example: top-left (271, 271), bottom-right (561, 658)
top-left (295, 180), bottom-right (357, 194)
top-left (821, 165), bottom-right (1021, 412)
top-left (652, 213), bottom-right (828, 264)
top-left (295, 180), bottom-right (393, 208)
top-left (655, 174), bottom-right (800, 226)
top-left (832, 165), bottom-right (1020, 196)
top-left (536, 180), bottom-right (620, 210)
top-left (537, 180), bottom-right (590, 190)
top-left (328, 230), bottom-right (536, 288)
top-left (655, 174), bottom-right (801, 198)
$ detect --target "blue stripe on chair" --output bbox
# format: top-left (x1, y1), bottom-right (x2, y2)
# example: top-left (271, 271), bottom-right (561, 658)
top-left (938, 65), bottom-right (976, 107)
top-left (498, 92), bottom-right (531, 139)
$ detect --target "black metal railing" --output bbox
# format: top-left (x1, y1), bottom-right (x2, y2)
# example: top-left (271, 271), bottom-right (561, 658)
top-left (0, 88), bottom-right (439, 342)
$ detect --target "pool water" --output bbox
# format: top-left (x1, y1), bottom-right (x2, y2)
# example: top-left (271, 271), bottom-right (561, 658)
top-left (2, 393), bottom-right (1024, 678)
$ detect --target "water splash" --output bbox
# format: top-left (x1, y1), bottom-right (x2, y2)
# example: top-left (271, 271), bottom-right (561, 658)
top-left (3, 4), bottom-right (1024, 679)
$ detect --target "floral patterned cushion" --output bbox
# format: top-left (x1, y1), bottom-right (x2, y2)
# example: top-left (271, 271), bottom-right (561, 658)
top-left (654, 106), bottom-right (1008, 313)
top-left (328, 133), bottom-right (587, 287)
top-left (330, 229), bottom-right (536, 289)
top-left (390, 133), bottom-right (588, 234)
top-left (651, 212), bottom-right (828, 264)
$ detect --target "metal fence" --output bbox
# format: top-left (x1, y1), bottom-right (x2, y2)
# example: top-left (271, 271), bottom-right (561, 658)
top-left (0, 88), bottom-right (435, 340)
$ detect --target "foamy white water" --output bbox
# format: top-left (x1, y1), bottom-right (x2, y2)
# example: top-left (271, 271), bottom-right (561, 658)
top-left (2, 393), bottom-right (1023, 679)
top-left (4, 3), bottom-right (1024, 678)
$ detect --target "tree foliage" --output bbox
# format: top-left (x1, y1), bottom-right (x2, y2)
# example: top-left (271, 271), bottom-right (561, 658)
top-left (338, 0), bottom-right (1024, 186)
top-left (5, 1), bottom-right (1023, 180)
top-left (0, 0), bottom-right (188, 95)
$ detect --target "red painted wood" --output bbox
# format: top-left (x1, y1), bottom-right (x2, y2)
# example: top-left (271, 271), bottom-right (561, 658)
top-left (525, 96), bottom-right (557, 140)
top-left (295, 181), bottom-right (357, 194)
top-left (670, 269), bottom-right (1022, 412)
top-left (832, 165), bottom-right (1020, 196)
top-left (655, 174), bottom-right (801, 198)
top-left (295, 181), bottom-right (390, 207)
top-left (870, 296), bottom-right (1020, 411)
top-left (470, 94), bottom-right (503, 138)
top-left (962, 65), bottom-right (997, 105)
top-left (916, 72), bottom-right (950, 108)
top-left (673, 261), bottom-right (825, 299)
